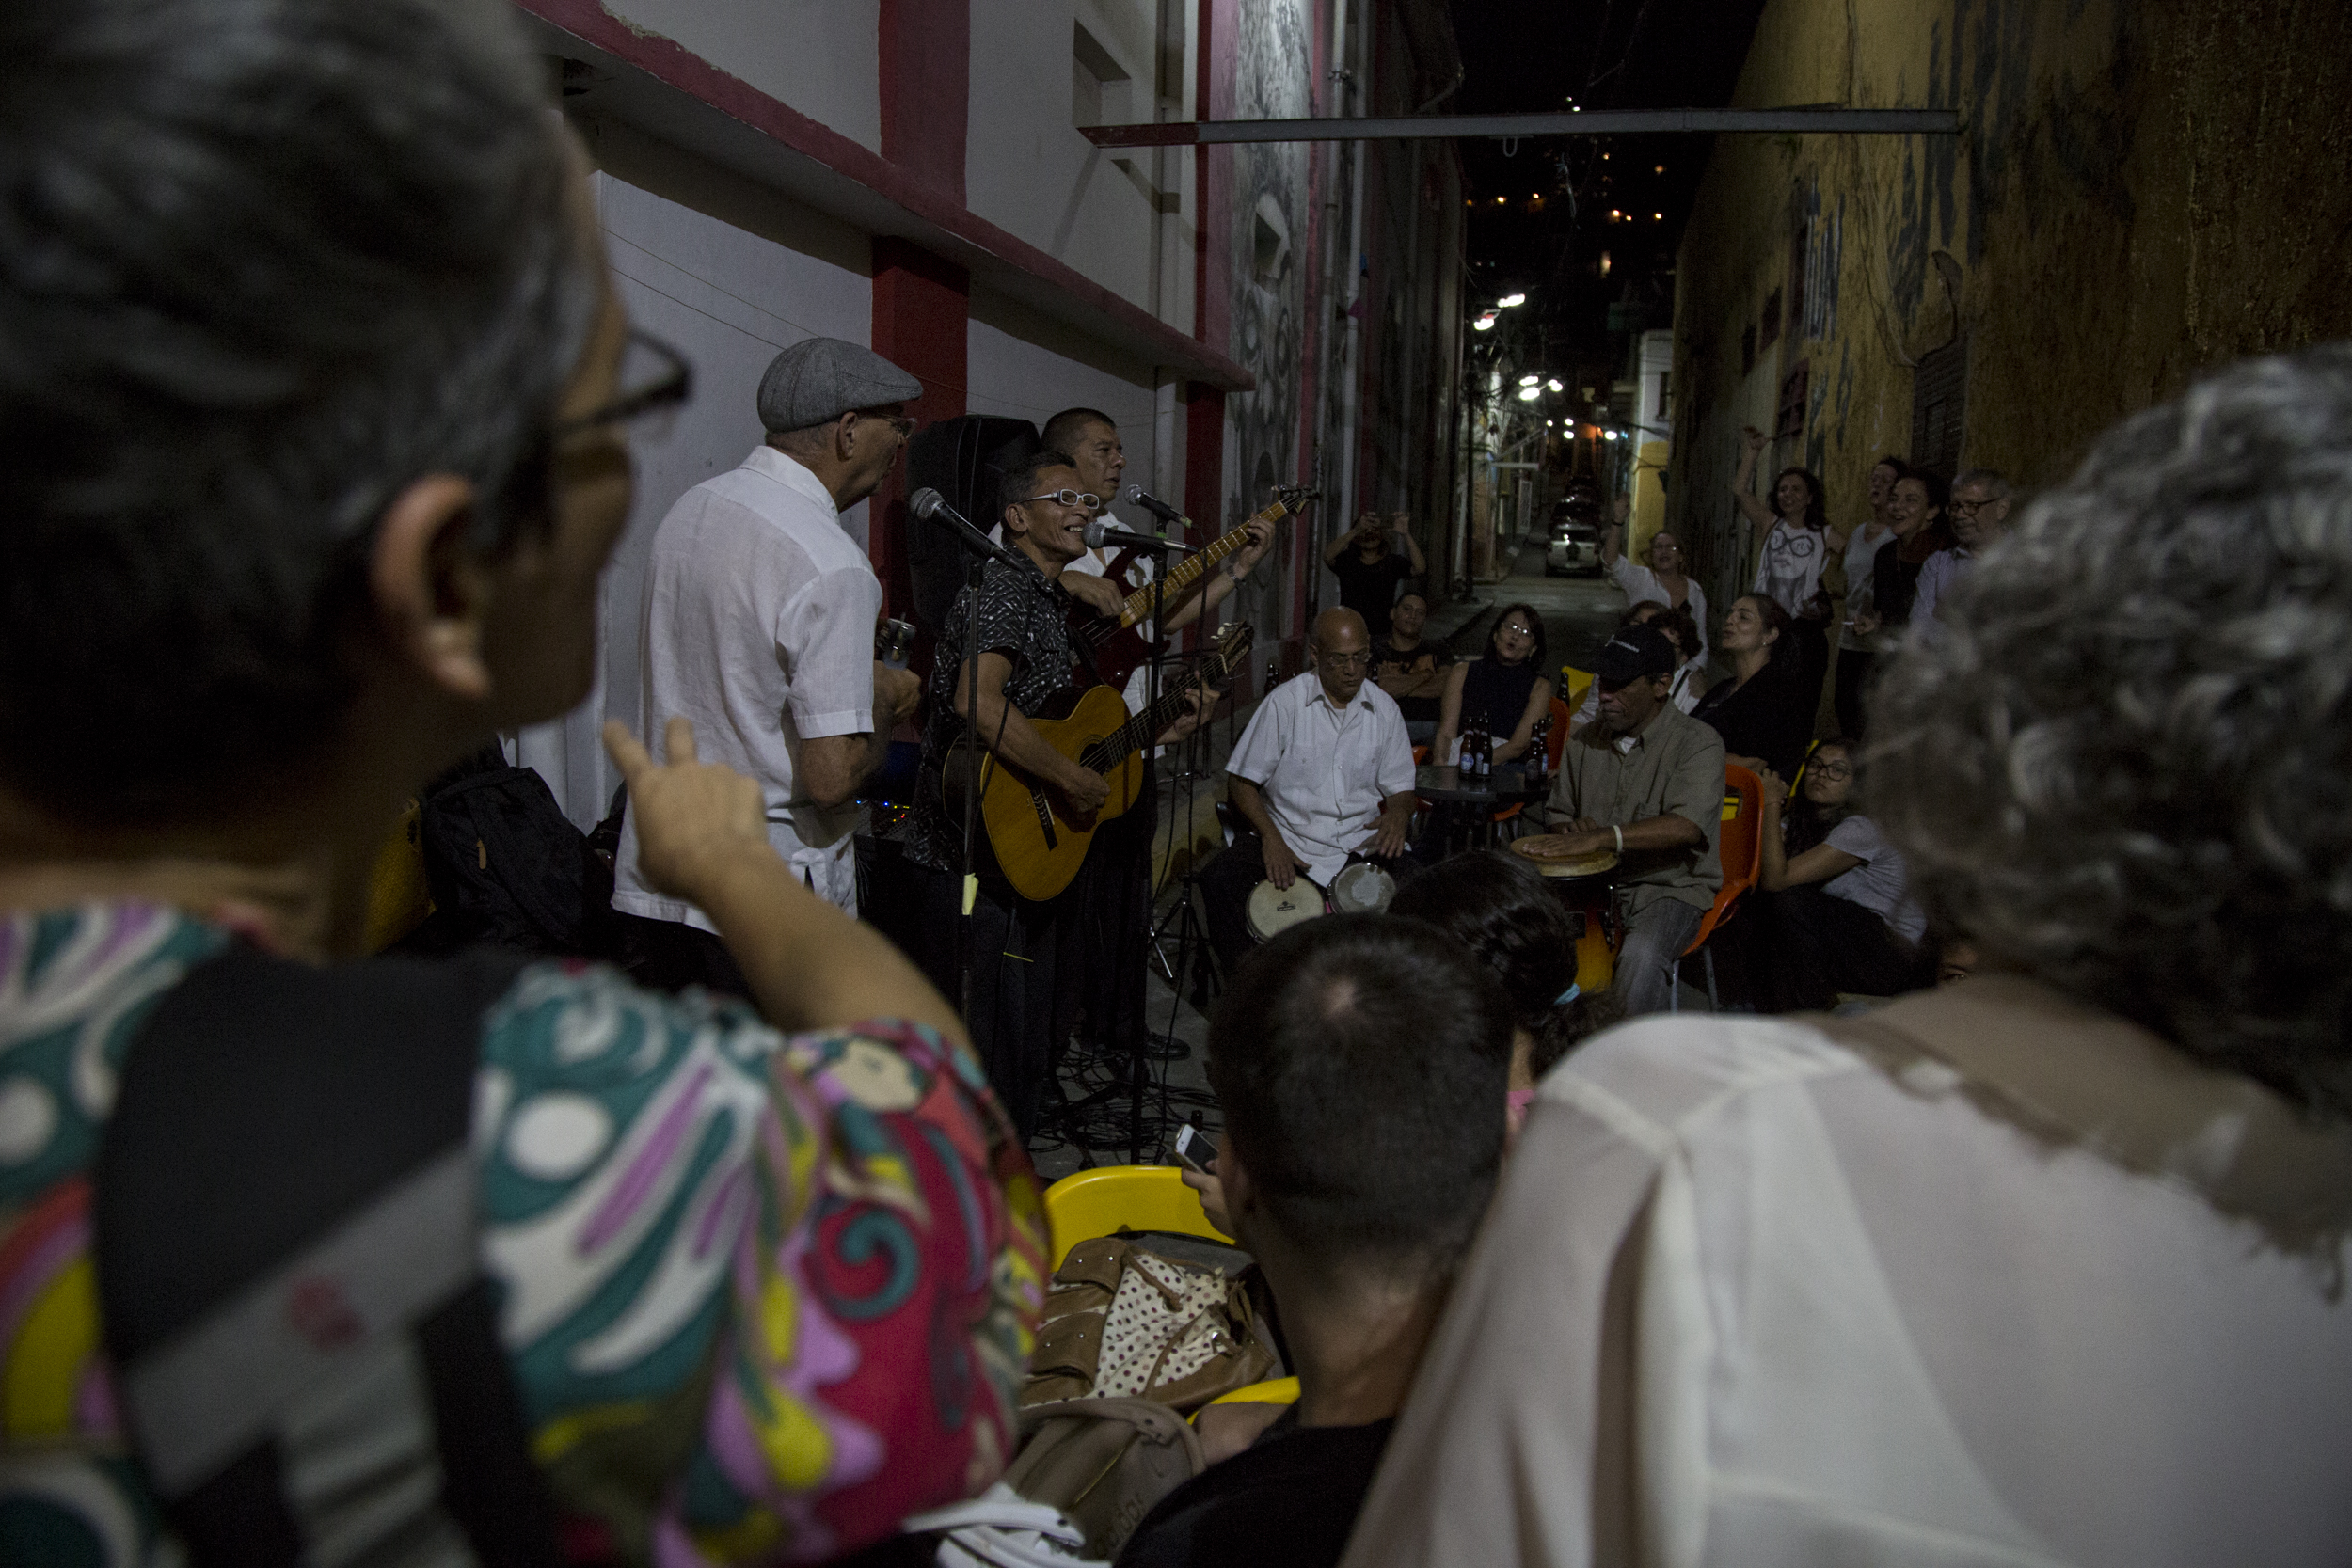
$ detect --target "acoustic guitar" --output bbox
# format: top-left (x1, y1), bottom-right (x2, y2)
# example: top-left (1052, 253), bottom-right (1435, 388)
top-left (1071, 488), bottom-right (1311, 691)
top-left (944, 621), bottom-right (1255, 901)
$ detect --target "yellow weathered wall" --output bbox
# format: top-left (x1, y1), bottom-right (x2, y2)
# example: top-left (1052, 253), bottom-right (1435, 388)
top-left (1666, 0), bottom-right (2352, 606)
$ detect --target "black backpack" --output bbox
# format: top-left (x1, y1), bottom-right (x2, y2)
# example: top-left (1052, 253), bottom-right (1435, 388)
top-left (415, 747), bottom-right (622, 958)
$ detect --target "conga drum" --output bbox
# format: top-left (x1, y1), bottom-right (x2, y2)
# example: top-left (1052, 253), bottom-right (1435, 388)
top-left (1328, 861), bottom-right (1398, 914)
top-left (1246, 878), bottom-right (1328, 943)
top-left (1510, 840), bottom-right (1620, 993)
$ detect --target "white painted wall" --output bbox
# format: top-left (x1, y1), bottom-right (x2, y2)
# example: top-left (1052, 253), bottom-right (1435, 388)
top-left (965, 0), bottom-right (1164, 313)
top-left (598, 0), bottom-right (882, 152)
top-left (516, 165), bottom-right (875, 827)
top-left (968, 295), bottom-right (1160, 516)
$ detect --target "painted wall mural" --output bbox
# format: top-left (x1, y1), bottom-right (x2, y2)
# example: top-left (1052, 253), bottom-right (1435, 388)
top-left (1221, 0), bottom-right (1312, 666)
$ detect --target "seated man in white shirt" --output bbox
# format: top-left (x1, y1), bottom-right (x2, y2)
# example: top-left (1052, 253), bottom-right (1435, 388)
top-left (1200, 609), bottom-right (1419, 976)
top-left (614, 337), bottom-right (924, 971)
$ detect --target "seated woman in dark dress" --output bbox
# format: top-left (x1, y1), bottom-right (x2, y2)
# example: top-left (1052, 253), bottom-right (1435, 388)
top-left (1433, 602), bottom-right (1556, 768)
top-left (1690, 593), bottom-right (1814, 780)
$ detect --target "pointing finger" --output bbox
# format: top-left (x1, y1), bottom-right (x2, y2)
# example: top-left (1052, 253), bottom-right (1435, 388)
top-left (664, 715), bottom-right (698, 767)
top-left (602, 720), bottom-right (652, 784)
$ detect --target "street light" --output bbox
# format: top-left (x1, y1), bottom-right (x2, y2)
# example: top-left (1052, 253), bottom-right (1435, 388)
top-left (1547, 379), bottom-right (1564, 392)
top-left (1518, 374), bottom-right (1540, 386)
top-left (1517, 386), bottom-right (1541, 402)
top-left (1498, 293), bottom-right (1527, 308)
top-left (1472, 315), bottom-right (1496, 331)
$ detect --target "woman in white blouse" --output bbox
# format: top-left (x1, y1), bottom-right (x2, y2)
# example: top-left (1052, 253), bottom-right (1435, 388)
top-left (1600, 517), bottom-right (1709, 669)
top-left (1339, 347), bottom-right (2352, 1568)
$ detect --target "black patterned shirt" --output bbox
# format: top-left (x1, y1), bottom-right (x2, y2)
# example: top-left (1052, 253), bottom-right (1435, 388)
top-left (906, 551), bottom-right (1079, 872)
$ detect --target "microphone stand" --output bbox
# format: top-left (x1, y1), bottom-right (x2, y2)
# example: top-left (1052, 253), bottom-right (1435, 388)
top-left (917, 496), bottom-right (1077, 1099)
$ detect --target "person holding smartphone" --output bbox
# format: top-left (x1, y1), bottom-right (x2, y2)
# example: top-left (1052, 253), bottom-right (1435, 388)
top-left (1325, 510), bottom-right (1425, 643)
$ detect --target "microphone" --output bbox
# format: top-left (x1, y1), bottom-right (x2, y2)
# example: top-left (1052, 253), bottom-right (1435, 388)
top-left (1084, 515), bottom-right (1199, 554)
top-left (910, 486), bottom-right (1030, 572)
top-left (1123, 484), bottom-right (1187, 527)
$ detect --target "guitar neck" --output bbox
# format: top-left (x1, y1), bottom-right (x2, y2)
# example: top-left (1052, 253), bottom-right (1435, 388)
top-left (1116, 503), bottom-right (1287, 629)
top-left (1093, 641), bottom-right (1249, 774)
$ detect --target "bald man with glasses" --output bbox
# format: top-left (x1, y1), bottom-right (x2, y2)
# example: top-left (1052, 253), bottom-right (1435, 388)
top-left (1200, 608), bottom-right (1420, 975)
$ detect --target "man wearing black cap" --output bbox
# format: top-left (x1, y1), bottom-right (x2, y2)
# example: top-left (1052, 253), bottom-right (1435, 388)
top-left (615, 336), bottom-right (926, 945)
top-left (1527, 621), bottom-right (1724, 1014)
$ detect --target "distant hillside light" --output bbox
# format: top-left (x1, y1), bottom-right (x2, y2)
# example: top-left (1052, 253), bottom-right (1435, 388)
top-left (1653, 212), bottom-right (1663, 220)
top-left (1610, 209), bottom-right (1623, 221)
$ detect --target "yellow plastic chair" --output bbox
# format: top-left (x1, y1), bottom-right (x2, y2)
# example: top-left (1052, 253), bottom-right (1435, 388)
top-left (1559, 664), bottom-right (1596, 718)
top-left (1042, 1165), bottom-right (1232, 1270)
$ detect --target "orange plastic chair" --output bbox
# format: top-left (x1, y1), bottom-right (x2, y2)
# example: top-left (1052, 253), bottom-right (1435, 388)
top-left (1670, 763), bottom-right (1763, 1012)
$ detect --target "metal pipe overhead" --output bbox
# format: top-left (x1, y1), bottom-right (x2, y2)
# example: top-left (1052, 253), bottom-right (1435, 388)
top-left (1083, 107), bottom-right (1958, 148)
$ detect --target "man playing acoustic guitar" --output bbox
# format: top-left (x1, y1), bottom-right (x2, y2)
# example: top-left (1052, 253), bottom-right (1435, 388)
top-left (904, 449), bottom-right (1214, 1137)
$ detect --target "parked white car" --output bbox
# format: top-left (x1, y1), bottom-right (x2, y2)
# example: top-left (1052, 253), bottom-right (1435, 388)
top-left (1546, 516), bottom-right (1602, 576)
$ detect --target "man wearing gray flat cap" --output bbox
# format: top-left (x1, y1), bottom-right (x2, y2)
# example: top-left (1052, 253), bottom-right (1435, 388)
top-left (616, 337), bottom-right (925, 941)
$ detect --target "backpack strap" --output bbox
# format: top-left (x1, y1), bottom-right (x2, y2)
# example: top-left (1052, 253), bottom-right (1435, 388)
top-left (92, 944), bottom-right (558, 1568)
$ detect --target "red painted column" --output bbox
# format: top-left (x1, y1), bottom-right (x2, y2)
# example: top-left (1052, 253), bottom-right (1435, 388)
top-left (870, 239), bottom-right (969, 619)
top-left (877, 0), bottom-right (968, 201)
top-left (868, 0), bottom-right (970, 618)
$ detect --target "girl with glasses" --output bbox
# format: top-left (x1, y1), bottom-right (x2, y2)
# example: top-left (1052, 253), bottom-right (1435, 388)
top-left (1751, 738), bottom-right (1933, 1008)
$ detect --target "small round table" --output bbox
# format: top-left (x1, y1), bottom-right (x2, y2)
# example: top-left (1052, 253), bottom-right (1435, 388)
top-left (1414, 764), bottom-right (1549, 853)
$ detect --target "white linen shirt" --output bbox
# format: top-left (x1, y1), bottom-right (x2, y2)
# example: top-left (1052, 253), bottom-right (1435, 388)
top-left (1225, 673), bottom-right (1415, 886)
top-left (1342, 976), bottom-right (2352, 1568)
top-left (614, 446), bottom-right (881, 925)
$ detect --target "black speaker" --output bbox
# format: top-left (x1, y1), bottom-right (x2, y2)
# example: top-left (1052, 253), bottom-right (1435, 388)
top-left (903, 416), bottom-right (1040, 633)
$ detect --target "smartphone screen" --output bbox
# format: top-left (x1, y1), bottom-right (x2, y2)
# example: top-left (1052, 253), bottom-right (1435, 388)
top-left (1173, 1124), bottom-right (1218, 1175)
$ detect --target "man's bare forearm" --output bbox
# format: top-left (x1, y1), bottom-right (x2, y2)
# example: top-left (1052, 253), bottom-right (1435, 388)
top-left (1230, 778), bottom-right (1286, 847)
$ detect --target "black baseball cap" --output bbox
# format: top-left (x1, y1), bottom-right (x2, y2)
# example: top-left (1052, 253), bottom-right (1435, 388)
top-left (1593, 622), bottom-right (1678, 684)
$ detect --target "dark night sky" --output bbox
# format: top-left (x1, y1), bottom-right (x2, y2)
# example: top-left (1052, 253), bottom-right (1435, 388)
top-left (1445, 0), bottom-right (1767, 385)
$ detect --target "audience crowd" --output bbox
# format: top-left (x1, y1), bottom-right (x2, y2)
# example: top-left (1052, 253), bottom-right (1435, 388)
top-left (2, 1), bottom-right (2346, 1564)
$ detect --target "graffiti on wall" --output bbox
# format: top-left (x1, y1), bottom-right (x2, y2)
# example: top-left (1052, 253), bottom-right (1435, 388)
top-left (1224, 0), bottom-right (1311, 655)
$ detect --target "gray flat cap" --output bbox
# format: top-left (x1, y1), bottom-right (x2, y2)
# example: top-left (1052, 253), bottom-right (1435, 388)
top-left (756, 337), bottom-right (924, 432)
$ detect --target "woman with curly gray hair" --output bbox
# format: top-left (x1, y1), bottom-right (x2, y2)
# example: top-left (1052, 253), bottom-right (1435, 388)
top-left (1338, 347), bottom-right (2352, 1568)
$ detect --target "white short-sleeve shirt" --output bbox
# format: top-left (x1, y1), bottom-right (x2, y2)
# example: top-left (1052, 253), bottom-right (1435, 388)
top-left (1225, 673), bottom-right (1416, 886)
top-left (1822, 814), bottom-right (1928, 945)
top-left (615, 447), bottom-right (882, 925)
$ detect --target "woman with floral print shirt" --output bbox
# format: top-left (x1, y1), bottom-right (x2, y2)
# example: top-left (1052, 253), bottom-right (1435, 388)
top-left (0, 1), bottom-right (1043, 1560)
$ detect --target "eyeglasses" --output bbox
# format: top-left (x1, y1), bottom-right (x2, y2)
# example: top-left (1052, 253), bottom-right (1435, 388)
top-left (1498, 621), bottom-right (1537, 638)
top-left (1811, 761), bottom-right (1853, 780)
top-left (1949, 497), bottom-right (1993, 515)
top-left (853, 408), bottom-right (917, 438)
top-left (1017, 489), bottom-right (1104, 511)
top-left (1319, 651), bottom-right (1374, 670)
top-left (548, 327), bottom-right (692, 441)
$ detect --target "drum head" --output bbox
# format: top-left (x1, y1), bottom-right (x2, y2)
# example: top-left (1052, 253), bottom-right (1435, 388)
top-left (1511, 838), bottom-right (1619, 879)
top-left (1329, 862), bottom-right (1397, 914)
top-left (1247, 879), bottom-right (1327, 942)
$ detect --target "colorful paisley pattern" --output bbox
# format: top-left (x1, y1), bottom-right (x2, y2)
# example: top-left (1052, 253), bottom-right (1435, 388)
top-left (0, 903), bottom-right (1048, 1566)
